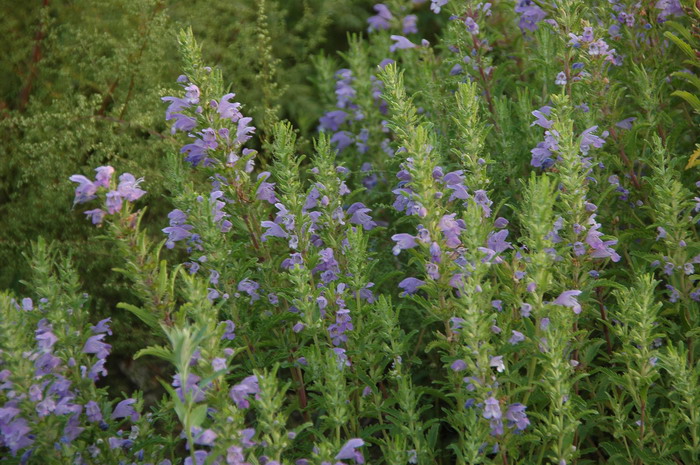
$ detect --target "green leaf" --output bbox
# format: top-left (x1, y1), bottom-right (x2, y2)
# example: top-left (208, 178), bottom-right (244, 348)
top-left (663, 31), bottom-right (697, 61)
top-left (117, 302), bottom-right (161, 330)
top-left (672, 90), bottom-right (700, 112)
top-left (671, 71), bottom-right (700, 92)
top-left (190, 403), bottom-right (208, 428)
top-left (134, 345), bottom-right (172, 362)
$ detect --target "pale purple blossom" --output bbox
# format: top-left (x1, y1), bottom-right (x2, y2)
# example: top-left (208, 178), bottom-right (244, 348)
top-left (506, 403), bottom-right (530, 430)
top-left (509, 331), bottom-right (525, 344)
top-left (483, 396), bottom-right (501, 419)
top-left (111, 398), bottom-right (139, 422)
top-left (399, 277), bottom-right (425, 295)
top-left (230, 375), bottom-right (259, 408)
top-left (390, 35), bottom-right (417, 52)
top-left (368, 4), bottom-right (393, 32)
top-left (554, 290), bottom-right (582, 314)
top-left (336, 438), bottom-right (365, 463)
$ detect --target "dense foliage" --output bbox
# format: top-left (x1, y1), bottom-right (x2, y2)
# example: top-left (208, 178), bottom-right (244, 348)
top-left (2, 0), bottom-right (700, 464)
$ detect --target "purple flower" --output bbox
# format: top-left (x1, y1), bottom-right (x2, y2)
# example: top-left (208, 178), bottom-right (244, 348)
top-left (1, 415), bottom-right (33, 454)
top-left (87, 359), bottom-right (107, 381)
top-left (238, 278), bottom-right (260, 302)
top-left (216, 93), bottom-right (242, 122)
top-left (21, 297), bottom-right (33, 311)
top-left (256, 172), bottom-right (278, 204)
top-left (331, 131), bottom-right (354, 152)
top-left (84, 208), bottom-right (106, 225)
top-left (439, 213), bottom-right (465, 248)
top-left (347, 202), bottom-right (377, 230)
top-left (163, 209), bottom-right (193, 249)
top-left (509, 330), bottom-right (525, 345)
top-left (555, 72), bottom-right (567, 86)
top-left (585, 215), bottom-right (620, 262)
top-left (399, 277), bottom-right (425, 295)
top-left (35, 319), bottom-right (57, 352)
top-left (684, 263), bottom-right (695, 275)
top-left (117, 173), bottom-right (146, 202)
top-left (221, 320), bottom-right (236, 340)
top-left (666, 285), bottom-right (681, 303)
top-left (615, 117), bottom-right (636, 130)
top-left (520, 303), bottom-right (532, 317)
top-left (111, 398), bottom-right (139, 421)
top-left (83, 334), bottom-right (111, 360)
top-left (506, 403), bottom-right (530, 430)
top-left (390, 35), bottom-right (417, 52)
top-left (91, 318), bottom-right (112, 335)
top-left (328, 308), bottom-right (354, 346)
top-left (261, 220), bottom-right (288, 242)
top-left (69, 174), bottom-right (99, 206)
top-left (655, 0), bottom-right (684, 21)
top-left (368, 4), bottom-right (393, 32)
top-left (514, 0), bottom-right (546, 31)
top-left (229, 375), bottom-right (259, 408)
top-left (170, 113), bottom-right (197, 133)
top-left (431, 0), bottom-right (448, 13)
top-left (579, 126), bottom-right (608, 155)
top-left (487, 230), bottom-right (512, 254)
top-left (162, 94), bottom-right (191, 121)
top-left (191, 427), bottom-right (218, 446)
top-left (402, 14), bottom-right (418, 34)
top-left (333, 347), bottom-right (352, 368)
top-left (336, 438), bottom-right (365, 463)
top-left (531, 107), bottom-right (553, 129)
top-left (473, 190), bottom-right (493, 217)
top-left (554, 290), bottom-right (582, 314)
top-left (451, 360), bottom-right (467, 371)
top-left (94, 166), bottom-right (115, 188)
top-left (237, 117), bottom-right (256, 145)
top-left (450, 64), bottom-right (463, 75)
top-left (319, 110), bottom-right (348, 132)
top-left (185, 84), bottom-right (200, 103)
top-left (86, 401), bottom-right (103, 423)
top-left (391, 233), bottom-right (418, 255)
top-left (173, 374), bottom-right (207, 403)
top-left (184, 451), bottom-right (209, 465)
top-left (105, 190), bottom-right (122, 214)
top-left (464, 17), bottom-right (479, 34)
top-left (483, 396), bottom-right (501, 419)
top-left (489, 355), bottom-right (505, 372)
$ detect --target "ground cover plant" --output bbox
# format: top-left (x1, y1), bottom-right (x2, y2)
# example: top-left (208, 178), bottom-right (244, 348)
top-left (1, 0), bottom-right (700, 464)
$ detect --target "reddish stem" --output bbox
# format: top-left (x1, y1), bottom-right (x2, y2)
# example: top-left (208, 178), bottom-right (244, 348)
top-left (18, 0), bottom-right (50, 112)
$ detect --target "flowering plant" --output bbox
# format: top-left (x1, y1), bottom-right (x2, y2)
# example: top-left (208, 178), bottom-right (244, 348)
top-left (3, 1), bottom-right (700, 464)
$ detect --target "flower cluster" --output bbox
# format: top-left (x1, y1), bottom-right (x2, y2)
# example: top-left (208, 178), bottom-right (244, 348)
top-left (530, 106), bottom-right (608, 169)
top-left (69, 166), bottom-right (146, 225)
top-left (163, 76), bottom-right (256, 170)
